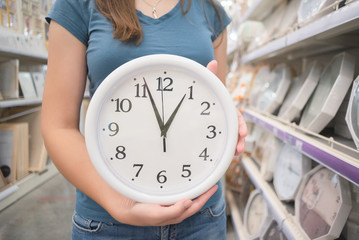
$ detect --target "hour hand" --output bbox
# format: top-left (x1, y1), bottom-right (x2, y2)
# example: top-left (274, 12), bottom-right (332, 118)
top-left (143, 78), bottom-right (164, 132)
top-left (161, 93), bottom-right (186, 137)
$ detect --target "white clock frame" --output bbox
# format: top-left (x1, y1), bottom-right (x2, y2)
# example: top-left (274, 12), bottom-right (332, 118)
top-left (295, 165), bottom-right (352, 239)
top-left (85, 54), bottom-right (238, 204)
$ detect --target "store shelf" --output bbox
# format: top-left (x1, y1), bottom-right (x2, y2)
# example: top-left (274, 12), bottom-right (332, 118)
top-left (0, 46), bottom-right (48, 63)
top-left (0, 30), bottom-right (48, 63)
top-left (241, 156), bottom-right (308, 240)
top-left (243, 108), bottom-right (359, 186)
top-left (0, 162), bottom-right (59, 211)
top-left (241, 0), bottom-right (359, 64)
top-left (241, 0), bottom-right (283, 22)
top-left (0, 98), bottom-right (42, 108)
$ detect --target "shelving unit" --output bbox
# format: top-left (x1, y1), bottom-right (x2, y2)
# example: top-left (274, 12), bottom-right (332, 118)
top-left (0, 32), bottom-right (48, 64)
top-left (0, 46), bottom-right (47, 64)
top-left (0, 98), bottom-right (42, 108)
top-left (241, 0), bottom-right (283, 22)
top-left (241, 0), bottom-right (359, 64)
top-left (243, 108), bottom-right (359, 185)
top-left (241, 156), bottom-right (308, 240)
top-left (0, 30), bottom-right (55, 210)
top-left (226, 190), bottom-right (248, 240)
top-left (226, 1), bottom-right (359, 239)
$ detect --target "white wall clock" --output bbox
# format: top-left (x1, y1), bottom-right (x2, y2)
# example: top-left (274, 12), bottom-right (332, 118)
top-left (85, 54), bottom-right (238, 204)
top-left (249, 65), bottom-right (271, 108)
top-left (256, 63), bottom-right (291, 114)
top-left (244, 189), bottom-right (272, 240)
top-left (346, 75), bottom-right (359, 149)
top-left (273, 143), bottom-right (312, 201)
top-left (252, 131), bottom-right (283, 181)
top-left (299, 52), bottom-right (355, 133)
top-left (295, 165), bottom-right (352, 239)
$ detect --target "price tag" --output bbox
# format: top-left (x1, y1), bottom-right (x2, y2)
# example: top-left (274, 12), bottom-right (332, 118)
top-left (295, 139), bottom-right (303, 152)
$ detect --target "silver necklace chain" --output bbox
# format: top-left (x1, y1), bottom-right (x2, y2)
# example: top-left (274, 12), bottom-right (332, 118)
top-left (142, 0), bottom-right (163, 19)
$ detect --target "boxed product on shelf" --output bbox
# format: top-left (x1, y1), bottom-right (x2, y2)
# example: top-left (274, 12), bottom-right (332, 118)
top-left (18, 71), bottom-right (37, 98)
top-left (243, 121), bottom-right (265, 154)
top-left (230, 66), bottom-right (255, 106)
top-left (0, 122), bottom-right (29, 182)
top-left (256, 63), bottom-right (291, 114)
top-left (252, 131), bottom-right (283, 181)
top-left (0, 28), bottom-right (47, 56)
top-left (31, 72), bottom-right (45, 97)
top-left (299, 52), bottom-right (355, 133)
top-left (0, 0), bottom-right (20, 31)
top-left (4, 108), bottom-right (47, 172)
top-left (273, 0), bottom-right (301, 38)
top-left (256, 0), bottom-right (286, 46)
top-left (297, 0), bottom-right (337, 26)
top-left (0, 58), bottom-right (19, 99)
top-left (278, 60), bottom-right (322, 122)
top-left (248, 65), bottom-right (272, 108)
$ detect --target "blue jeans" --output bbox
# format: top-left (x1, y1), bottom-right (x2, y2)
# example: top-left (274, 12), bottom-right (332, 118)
top-left (71, 196), bottom-right (226, 240)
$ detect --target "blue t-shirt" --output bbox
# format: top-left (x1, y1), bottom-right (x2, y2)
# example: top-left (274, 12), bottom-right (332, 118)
top-left (46, 0), bottom-right (231, 223)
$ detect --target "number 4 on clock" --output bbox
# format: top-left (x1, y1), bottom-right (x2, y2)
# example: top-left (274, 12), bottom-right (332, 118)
top-left (199, 148), bottom-right (212, 161)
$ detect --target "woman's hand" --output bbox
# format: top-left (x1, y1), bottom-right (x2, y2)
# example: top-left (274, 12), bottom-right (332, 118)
top-left (235, 110), bottom-right (247, 155)
top-left (105, 185), bottom-right (218, 226)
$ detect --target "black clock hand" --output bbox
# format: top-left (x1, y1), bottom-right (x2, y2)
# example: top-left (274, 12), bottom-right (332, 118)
top-left (161, 93), bottom-right (186, 137)
top-left (158, 77), bottom-right (167, 152)
top-left (143, 78), bottom-right (165, 133)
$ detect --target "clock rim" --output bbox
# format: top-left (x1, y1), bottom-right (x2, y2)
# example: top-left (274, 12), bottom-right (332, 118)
top-left (85, 54), bottom-right (238, 204)
top-left (345, 75), bottom-right (359, 149)
top-left (243, 189), bottom-right (272, 239)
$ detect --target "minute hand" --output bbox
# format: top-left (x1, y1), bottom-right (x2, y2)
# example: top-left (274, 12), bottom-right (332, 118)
top-left (143, 78), bottom-right (165, 133)
top-left (161, 94), bottom-right (186, 137)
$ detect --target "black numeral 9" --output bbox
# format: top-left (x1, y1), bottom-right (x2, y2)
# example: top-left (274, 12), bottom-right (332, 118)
top-left (107, 122), bottom-right (119, 136)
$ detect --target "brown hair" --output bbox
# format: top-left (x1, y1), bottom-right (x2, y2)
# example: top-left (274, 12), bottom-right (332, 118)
top-left (95, 0), bottom-right (223, 46)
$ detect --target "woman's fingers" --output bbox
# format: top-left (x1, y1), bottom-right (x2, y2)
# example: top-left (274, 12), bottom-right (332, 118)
top-left (236, 110), bottom-right (247, 155)
top-left (123, 185), bottom-right (218, 226)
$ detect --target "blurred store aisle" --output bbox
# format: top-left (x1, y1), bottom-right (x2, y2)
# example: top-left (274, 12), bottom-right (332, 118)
top-left (0, 173), bottom-right (238, 240)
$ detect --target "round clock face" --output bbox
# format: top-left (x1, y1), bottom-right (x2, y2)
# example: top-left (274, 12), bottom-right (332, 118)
top-left (296, 166), bottom-right (352, 239)
top-left (85, 54), bottom-right (238, 204)
top-left (244, 190), bottom-right (271, 238)
top-left (273, 144), bottom-right (312, 201)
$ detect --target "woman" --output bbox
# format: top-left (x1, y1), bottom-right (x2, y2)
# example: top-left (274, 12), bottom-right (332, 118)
top-left (42, 0), bottom-right (247, 239)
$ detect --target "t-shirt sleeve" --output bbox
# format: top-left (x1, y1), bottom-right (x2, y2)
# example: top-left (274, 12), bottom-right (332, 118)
top-left (45, 0), bottom-right (90, 46)
top-left (207, 0), bottom-right (232, 41)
